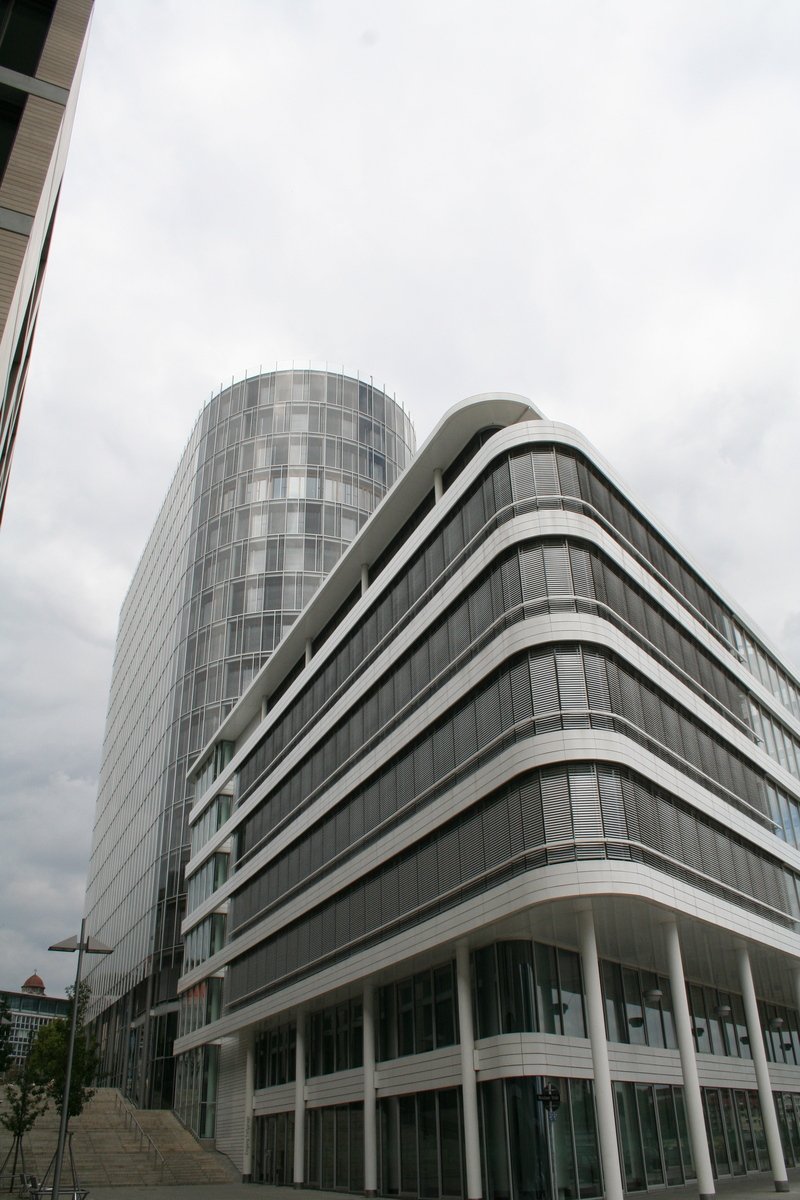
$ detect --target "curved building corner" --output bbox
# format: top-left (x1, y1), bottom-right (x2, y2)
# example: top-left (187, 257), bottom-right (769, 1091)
top-left (176, 393), bottom-right (800, 1199)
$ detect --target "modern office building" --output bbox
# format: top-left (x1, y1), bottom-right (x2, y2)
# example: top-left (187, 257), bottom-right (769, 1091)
top-left (0, 973), bottom-right (69, 1068)
top-left (83, 368), bottom-right (414, 1109)
top-left (0, 0), bottom-right (93, 522)
top-left (176, 394), bottom-right (800, 1200)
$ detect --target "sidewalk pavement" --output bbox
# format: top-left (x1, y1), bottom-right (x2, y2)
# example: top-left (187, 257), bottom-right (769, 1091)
top-left (87, 1188), bottom-right (355, 1200)
top-left (86, 1167), bottom-right (800, 1200)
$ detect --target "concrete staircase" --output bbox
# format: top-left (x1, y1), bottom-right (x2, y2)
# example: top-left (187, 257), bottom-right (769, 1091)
top-left (0, 1087), bottom-right (238, 1187)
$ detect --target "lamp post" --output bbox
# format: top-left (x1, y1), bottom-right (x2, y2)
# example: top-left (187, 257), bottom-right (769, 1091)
top-left (48, 918), bottom-right (112, 1199)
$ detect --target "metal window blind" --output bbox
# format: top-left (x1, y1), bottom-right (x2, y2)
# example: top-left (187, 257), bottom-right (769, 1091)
top-left (543, 541), bottom-right (573, 599)
top-left (532, 448), bottom-right (558, 496)
top-left (569, 764), bottom-right (604, 839)
top-left (510, 450), bottom-right (535, 500)
top-left (519, 545), bottom-right (547, 600)
top-left (541, 769), bottom-right (573, 844)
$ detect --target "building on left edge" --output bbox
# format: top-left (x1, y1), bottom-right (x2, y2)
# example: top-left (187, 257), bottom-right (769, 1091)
top-left (0, 973), bottom-right (69, 1069)
top-left (0, 0), bottom-right (94, 523)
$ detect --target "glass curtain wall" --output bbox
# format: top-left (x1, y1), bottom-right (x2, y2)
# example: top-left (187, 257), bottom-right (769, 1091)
top-left (254, 1112), bottom-right (295, 1185)
top-left (473, 941), bottom-right (586, 1039)
top-left (479, 1077), bottom-right (600, 1200)
top-left (306, 1102), bottom-right (365, 1192)
top-left (379, 1088), bottom-right (464, 1199)
top-left (88, 369), bottom-right (413, 1112)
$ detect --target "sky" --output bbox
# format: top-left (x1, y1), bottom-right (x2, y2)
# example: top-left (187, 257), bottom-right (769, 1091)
top-left (2, 0), bottom-right (800, 996)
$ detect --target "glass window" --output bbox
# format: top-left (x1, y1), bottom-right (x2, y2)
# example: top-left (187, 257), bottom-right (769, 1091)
top-left (623, 968), bottom-right (646, 1045)
top-left (398, 981), bottom-right (414, 1057)
top-left (641, 971), bottom-right (666, 1048)
top-left (734, 1090), bottom-right (758, 1171)
top-left (336, 1004), bottom-right (349, 1071)
top-left (551, 1079), bottom-right (578, 1200)
top-left (615, 1081), bottom-right (645, 1191)
top-left (704, 1090), bottom-right (729, 1175)
top-left (636, 1084), bottom-right (664, 1186)
top-left (506, 1080), bottom-right (546, 1200)
top-left (534, 943), bottom-right (558, 1035)
top-left (418, 1092), bottom-right (438, 1199)
top-left (399, 1096), bottom-right (417, 1194)
top-left (656, 1085), bottom-right (684, 1186)
top-left (704, 987), bottom-right (724, 1056)
top-left (434, 965), bottom-right (457, 1048)
top-left (379, 985), bottom-right (397, 1061)
top-left (0, 0), bottom-right (55, 76)
top-left (498, 942), bottom-right (535, 1034)
top-left (689, 984), bottom-right (709, 1053)
top-left (474, 946), bottom-right (500, 1039)
top-left (559, 950), bottom-right (585, 1038)
top-left (601, 960), bottom-right (625, 1042)
top-left (720, 1090), bottom-right (745, 1175)
top-left (571, 1078), bottom-right (601, 1198)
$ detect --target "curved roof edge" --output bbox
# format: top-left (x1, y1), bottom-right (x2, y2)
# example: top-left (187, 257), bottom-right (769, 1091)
top-left (188, 393), bottom-right (542, 780)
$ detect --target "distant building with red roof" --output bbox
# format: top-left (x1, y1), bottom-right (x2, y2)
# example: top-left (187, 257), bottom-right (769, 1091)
top-left (1, 974), bottom-right (69, 1068)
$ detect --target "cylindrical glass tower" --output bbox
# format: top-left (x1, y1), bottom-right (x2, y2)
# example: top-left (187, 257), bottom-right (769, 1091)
top-left (84, 369), bottom-right (415, 1107)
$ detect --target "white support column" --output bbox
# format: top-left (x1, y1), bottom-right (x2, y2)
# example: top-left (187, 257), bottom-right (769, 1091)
top-left (363, 985), bottom-right (378, 1196)
top-left (663, 918), bottom-right (715, 1200)
top-left (737, 943), bottom-right (789, 1191)
top-left (456, 940), bottom-right (482, 1200)
top-left (305, 637), bottom-right (312, 666)
top-left (433, 468), bottom-right (444, 503)
top-left (577, 905), bottom-right (623, 1200)
top-left (260, 696), bottom-right (268, 722)
top-left (361, 563), bottom-right (369, 595)
top-left (293, 1009), bottom-right (306, 1186)
top-left (242, 1034), bottom-right (255, 1181)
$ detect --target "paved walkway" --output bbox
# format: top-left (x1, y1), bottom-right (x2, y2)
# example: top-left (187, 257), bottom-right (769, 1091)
top-left (88, 1188), bottom-right (353, 1200)
top-left (84, 1166), bottom-right (800, 1200)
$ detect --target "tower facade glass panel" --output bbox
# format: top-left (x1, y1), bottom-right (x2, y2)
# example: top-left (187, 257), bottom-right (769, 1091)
top-left (83, 369), bottom-right (414, 1106)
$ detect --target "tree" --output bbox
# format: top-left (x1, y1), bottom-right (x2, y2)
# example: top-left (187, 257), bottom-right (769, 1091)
top-left (0, 999), bottom-right (11, 1077)
top-left (0, 1066), bottom-right (48, 1190)
top-left (27, 982), bottom-right (98, 1124)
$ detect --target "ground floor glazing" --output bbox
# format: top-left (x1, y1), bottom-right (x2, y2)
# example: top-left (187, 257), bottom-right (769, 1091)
top-left (253, 1082), bottom-right (800, 1198)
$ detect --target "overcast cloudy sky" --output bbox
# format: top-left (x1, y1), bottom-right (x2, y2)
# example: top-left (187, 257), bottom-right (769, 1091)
top-left (2, 0), bottom-right (800, 996)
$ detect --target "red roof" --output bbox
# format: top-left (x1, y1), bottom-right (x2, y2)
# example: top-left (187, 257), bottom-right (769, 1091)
top-left (22, 973), bottom-right (45, 991)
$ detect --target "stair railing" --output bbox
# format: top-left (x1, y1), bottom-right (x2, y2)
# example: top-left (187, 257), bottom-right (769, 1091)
top-left (111, 1091), bottom-right (169, 1180)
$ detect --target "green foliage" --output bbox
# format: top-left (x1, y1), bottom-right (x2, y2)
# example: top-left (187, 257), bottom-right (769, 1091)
top-left (0, 1065), bottom-right (48, 1136)
top-left (27, 982), bottom-right (98, 1123)
top-left (0, 998), bottom-right (11, 1075)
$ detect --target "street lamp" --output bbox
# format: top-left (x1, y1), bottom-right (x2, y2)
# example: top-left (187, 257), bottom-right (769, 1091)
top-left (48, 917), bottom-right (112, 1200)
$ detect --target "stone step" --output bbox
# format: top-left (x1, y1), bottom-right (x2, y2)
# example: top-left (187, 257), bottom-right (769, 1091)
top-left (0, 1087), bottom-right (236, 1187)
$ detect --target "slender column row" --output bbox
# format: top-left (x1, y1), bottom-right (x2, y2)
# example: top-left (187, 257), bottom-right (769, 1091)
top-left (253, 910), bottom-right (792, 1198)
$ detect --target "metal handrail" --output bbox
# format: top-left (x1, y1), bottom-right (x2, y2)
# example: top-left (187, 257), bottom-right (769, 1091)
top-left (111, 1091), bottom-right (168, 1178)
